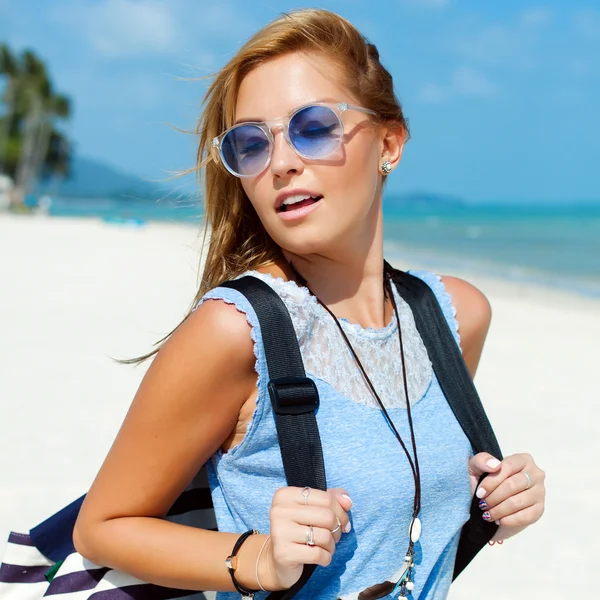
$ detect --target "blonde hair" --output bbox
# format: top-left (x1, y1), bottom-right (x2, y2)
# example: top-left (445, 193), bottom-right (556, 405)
top-left (127, 8), bottom-right (409, 363)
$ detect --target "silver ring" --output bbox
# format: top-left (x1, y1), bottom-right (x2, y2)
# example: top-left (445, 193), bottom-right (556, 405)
top-left (301, 487), bottom-right (310, 506)
top-left (523, 471), bottom-right (532, 490)
top-left (330, 517), bottom-right (341, 534)
top-left (305, 525), bottom-right (315, 546)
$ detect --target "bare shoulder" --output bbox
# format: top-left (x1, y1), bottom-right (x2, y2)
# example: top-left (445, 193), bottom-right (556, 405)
top-left (149, 297), bottom-right (257, 385)
top-left (440, 276), bottom-right (492, 330)
top-left (186, 297), bottom-right (256, 351)
top-left (440, 276), bottom-right (492, 378)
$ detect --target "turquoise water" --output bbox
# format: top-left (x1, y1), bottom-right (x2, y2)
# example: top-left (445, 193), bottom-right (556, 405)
top-left (45, 196), bottom-right (203, 225)
top-left (46, 196), bottom-right (600, 298)
top-left (383, 202), bottom-right (600, 298)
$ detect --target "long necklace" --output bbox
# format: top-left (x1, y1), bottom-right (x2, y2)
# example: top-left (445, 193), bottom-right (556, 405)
top-left (291, 264), bottom-right (422, 597)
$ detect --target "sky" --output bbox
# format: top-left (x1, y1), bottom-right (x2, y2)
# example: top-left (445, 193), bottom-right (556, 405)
top-left (1, 0), bottom-right (599, 204)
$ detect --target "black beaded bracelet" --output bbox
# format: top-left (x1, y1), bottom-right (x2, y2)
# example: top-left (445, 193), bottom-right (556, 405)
top-left (225, 529), bottom-right (261, 598)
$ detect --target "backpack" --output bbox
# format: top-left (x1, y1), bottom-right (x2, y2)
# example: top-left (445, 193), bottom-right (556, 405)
top-left (0, 268), bottom-right (502, 600)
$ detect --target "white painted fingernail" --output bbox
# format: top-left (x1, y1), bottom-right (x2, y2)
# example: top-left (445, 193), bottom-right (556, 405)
top-left (341, 494), bottom-right (353, 507)
top-left (487, 458), bottom-right (501, 469)
top-left (495, 520), bottom-right (500, 525)
top-left (343, 521), bottom-right (352, 533)
top-left (476, 487), bottom-right (487, 499)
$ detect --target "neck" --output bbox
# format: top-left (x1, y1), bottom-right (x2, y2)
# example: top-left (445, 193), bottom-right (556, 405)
top-left (279, 208), bottom-right (393, 330)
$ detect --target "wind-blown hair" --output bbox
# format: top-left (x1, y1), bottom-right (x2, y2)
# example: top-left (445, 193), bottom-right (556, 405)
top-left (127, 8), bottom-right (409, 363)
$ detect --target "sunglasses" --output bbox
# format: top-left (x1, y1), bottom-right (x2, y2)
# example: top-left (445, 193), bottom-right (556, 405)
top-left (211, 101), bottom-right (377, 178)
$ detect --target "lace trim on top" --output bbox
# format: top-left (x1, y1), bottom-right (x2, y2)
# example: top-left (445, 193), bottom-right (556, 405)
top-left (238, 271), bottom-right (434, 409)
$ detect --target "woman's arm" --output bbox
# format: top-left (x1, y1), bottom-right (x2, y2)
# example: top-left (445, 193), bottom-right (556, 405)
top-left (73, 298), bottom-right (352, 593)
top-left (440, 276), bottom-right (492, 378)
top-left (73, 299), bottom-right (267, 592)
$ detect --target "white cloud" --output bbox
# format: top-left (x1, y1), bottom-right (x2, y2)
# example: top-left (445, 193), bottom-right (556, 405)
top-left (419, 66), bottom-right (497, 103)
top-left (55, 0), bottom-right (179, 58)
top-left (574, 9), bottom-right (600, 41)
top-left (418, 82), bottom-right (447, 103)
top-left (451, 66), bottom-right (497, 97)
top-left (569, 59), bottom-right (592, 76)
top-left (53, 0), bottom-right (258, 63)
top-left (449, 10), bottom-right (553, 70)
top-left (519, 8), bottom-right (553, 27)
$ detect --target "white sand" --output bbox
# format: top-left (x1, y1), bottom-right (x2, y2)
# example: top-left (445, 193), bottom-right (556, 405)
top-left (1, 213), bottom-right (598, 598)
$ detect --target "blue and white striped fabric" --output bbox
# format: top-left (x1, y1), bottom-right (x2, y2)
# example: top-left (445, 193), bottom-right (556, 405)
top-left (0, 470), bottom-right (216, 600)
top-left (0, 532), bottom-right (54, 600)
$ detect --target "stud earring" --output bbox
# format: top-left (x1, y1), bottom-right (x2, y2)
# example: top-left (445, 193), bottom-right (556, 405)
top-left (381, 160), bottom-right (393, 174)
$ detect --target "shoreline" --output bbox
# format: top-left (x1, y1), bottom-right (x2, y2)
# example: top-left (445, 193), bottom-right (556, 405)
top-left (11, 210), bottom-right (600, 303)
top-left (384, 237), bottom-right (600, 302)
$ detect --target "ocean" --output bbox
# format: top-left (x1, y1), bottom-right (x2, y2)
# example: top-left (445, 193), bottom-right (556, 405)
top-left (45, 196), bottom-right (600, 299)
top-left (383, 202), bottom-right (600, 298)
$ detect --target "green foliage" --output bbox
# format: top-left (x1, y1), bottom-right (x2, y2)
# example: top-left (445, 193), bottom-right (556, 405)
top-left (0, 43), bottom-right (72, 182)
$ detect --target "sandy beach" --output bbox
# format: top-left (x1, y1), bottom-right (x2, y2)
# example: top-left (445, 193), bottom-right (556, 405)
top-left (1, 213), bottom-right (598, 598)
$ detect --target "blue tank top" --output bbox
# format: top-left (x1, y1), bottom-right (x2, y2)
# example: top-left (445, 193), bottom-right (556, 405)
top-left (196, 270), bottom-right (473, 600)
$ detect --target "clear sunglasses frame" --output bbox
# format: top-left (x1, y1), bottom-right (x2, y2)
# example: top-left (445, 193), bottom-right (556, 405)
top-left (211, 101), bottom-right (378, 178)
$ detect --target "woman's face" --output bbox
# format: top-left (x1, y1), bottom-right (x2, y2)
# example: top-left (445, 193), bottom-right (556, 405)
top-left (234, 51), bottom-right (388, 258)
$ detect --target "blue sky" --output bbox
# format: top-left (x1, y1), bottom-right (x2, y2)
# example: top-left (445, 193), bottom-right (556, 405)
top-left (1, 0), bottom-right (599, 203)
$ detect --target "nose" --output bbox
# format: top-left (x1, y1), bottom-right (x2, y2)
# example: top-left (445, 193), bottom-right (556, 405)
top-left (269, 126), bottom-right (305, 178)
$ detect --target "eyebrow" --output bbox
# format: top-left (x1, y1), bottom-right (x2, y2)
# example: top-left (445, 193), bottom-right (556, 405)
top-left (233, 98), bottom-right (339, 125)
top-left (234, 116), bottom-right (264, 125)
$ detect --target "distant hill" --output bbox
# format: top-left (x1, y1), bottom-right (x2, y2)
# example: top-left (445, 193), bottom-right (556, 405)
top-left (37, 156), bottom-right (169, 200)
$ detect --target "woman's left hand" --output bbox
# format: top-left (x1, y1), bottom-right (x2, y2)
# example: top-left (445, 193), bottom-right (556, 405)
top-left (468, 452), bottom-right (546, 542)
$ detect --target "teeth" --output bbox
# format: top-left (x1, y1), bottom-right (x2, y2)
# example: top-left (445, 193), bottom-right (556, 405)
top-left (282, 194), bottom-right (318, 206)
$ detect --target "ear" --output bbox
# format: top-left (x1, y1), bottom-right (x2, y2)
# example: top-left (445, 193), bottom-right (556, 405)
top-left (380, 124), bottom-right (406, 171)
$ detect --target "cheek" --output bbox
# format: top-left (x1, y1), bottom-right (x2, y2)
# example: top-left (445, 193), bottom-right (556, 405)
top-left (330, 135), bottom-right (380, 197)
top-left (240, 179), bottom-right (269, 219)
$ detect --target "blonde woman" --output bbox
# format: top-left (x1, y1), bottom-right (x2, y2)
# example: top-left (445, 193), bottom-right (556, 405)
top-left (73, 9), bottom-right (545, 599)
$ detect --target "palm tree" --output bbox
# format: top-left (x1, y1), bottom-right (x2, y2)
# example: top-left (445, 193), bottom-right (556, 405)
top-left (0, 45), bottom-right (72, 207)
top-left (0, 43), bottom-right (18, 176)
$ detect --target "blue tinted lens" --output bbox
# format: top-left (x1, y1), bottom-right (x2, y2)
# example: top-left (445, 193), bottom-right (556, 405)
top-left (221, 125), bottom-right (270, 176)
top-left (289, 105), bottom-right (342, 158)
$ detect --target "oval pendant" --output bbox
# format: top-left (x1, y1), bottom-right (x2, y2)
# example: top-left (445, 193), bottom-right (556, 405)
top-left (409, 517), bottom-right (421, 543)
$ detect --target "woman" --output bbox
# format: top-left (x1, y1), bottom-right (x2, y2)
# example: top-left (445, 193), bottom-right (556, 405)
top-left (72, 9), bottom-right (545, 599)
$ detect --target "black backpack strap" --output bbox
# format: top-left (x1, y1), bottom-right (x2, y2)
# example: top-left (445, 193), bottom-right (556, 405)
top-left (31, 277), bottom-right (325, 599)
top-left (386, 265), bottom-right (502, 578)
top-left (221, 277), bottom-right (327, 599)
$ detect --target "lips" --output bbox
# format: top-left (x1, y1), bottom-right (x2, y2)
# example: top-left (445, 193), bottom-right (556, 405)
top-left (278, 196), bottom-right (323, 212)
top-left (275, 191), bottom-right (324, 213)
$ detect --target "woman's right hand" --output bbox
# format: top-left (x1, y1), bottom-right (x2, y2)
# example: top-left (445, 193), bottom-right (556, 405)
top-left (265, 486), bottom-right (353, 590)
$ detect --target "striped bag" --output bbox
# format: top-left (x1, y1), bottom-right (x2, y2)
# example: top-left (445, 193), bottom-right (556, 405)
top-left (0, 469), bottom-right (216, 600)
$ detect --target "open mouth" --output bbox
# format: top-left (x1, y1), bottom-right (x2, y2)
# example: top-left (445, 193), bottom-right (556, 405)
top-left (277, 195), bottom-right (323, 213)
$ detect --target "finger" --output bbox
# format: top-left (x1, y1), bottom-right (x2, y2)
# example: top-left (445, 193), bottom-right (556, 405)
top-left (271, 489), bottom-right (351, 541)
top-left (292, 506), bottom-right (346, 544)
top-left (327, 492), bottom-right (352, 535)
top-left (328, 488), bottom-right (353, 512)
top-left (481, 489), bottom-right (537, 522)
top-left (292, 524), bottom-right (336, 555)
top-left (469, 452), bottom-right (502, 478)
top-left (289, 542), bottom-right (334, 568)
top-left (479, 470), bottom-right (536, 510)
top-left (475, 455), bottom-right (530, 499)
top-left (328, 514), bottom-right (345, 543)
top-left (494, 502), bottom-right (545, 529)
top-left (273, 486), bottom-right (345, 509)
top-left (272, 505), bottom-right (341, 532)
top-left (319, 489), bottom-right (352, 536)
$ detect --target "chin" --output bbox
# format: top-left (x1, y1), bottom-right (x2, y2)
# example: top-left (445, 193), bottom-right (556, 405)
top-left (275, 230), bottom-right (344, 259)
